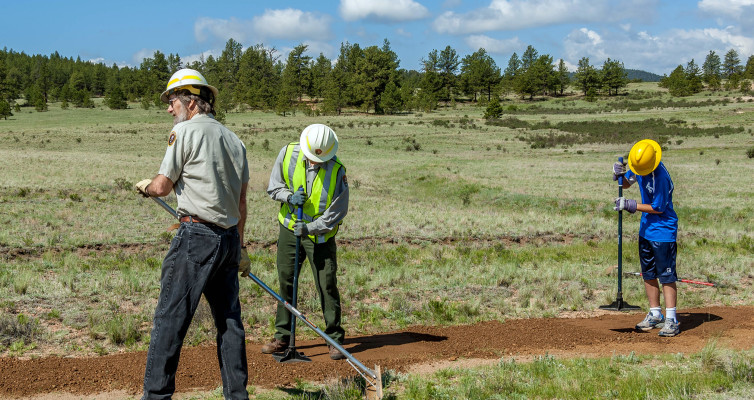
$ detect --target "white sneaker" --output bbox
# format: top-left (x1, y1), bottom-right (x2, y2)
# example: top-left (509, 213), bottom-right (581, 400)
top-left (635, 313), bottom-right (665, 331)
top-left (658, 319), bottom-right (680, 337)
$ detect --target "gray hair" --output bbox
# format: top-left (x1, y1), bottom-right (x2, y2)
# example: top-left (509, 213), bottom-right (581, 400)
top-left (174, 90), bottom-right (215, 116)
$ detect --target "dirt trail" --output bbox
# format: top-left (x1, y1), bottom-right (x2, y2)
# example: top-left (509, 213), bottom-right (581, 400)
top-left (1, 306), bottom-right (752, 398)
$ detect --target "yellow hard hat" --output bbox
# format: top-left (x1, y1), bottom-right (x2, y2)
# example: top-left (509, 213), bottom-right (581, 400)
top-left (628, 139), bottom-right (662, 176)
top-left (160, 68), bottom-right (218, 103)
top-left (300, 124), bottom-right (338, 163)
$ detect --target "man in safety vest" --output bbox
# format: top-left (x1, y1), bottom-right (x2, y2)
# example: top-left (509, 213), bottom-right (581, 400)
top-left (263, 124), bottom-right (349, 360)
top-left (613, 139), bottom-right (680, 337)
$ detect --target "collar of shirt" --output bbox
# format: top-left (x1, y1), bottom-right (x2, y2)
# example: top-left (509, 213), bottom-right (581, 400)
top-left (305, 160), bottom-right (321, 171)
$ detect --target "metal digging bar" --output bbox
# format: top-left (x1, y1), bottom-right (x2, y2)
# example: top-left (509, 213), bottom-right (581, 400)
top-left (273, 188), bottom-right (310, 363)
top-left (600, 157), bottom-right (641, 312)
top-left (147, 195), bottom-right (384, 399)
top-left (247, 271), bottom-right (383, 399)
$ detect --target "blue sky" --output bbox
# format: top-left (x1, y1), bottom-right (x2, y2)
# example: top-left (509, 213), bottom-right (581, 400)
top-left (2, 0), bottom-right (754, 75)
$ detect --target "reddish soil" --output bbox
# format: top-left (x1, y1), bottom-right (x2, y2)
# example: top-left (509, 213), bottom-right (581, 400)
top-left (2, 306), bottom-right (753, 398)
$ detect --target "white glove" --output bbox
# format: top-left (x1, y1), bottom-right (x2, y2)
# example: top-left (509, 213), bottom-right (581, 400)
top-left (239, 247), bottom-right (251, 277)
top-left (135, 179), bottom-right (152, 197)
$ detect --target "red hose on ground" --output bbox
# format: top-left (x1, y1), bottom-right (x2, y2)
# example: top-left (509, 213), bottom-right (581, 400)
top-left (624, 271), bottom-right (717, 287)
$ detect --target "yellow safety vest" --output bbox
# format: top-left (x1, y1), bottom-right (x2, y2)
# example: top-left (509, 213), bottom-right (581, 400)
top-left (277, 142), bottom-right (345, 243)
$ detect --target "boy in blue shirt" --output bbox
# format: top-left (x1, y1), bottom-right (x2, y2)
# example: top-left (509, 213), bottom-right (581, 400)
top-left (613, 139), bottom-right (680, 337)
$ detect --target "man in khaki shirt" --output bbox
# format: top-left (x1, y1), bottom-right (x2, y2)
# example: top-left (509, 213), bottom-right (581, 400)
top-left (135, 69), bottom-right (250, 400)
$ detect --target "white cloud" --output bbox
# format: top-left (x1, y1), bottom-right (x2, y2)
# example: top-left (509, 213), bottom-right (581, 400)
top-left (563, 28), bottom-right (607, 64)
top-left (133, 48), bottom-right (159, 65)
top-left (563, 25), bottom-right (754, 74)
top-left (194, 17), bottom-right (250, 44)
top-left (433, 0), bottom-right (656, 35)
top-left (396, 28), bottom-right (412, 38)
top-left (339, 0), bottom-right (430, 22)
top-left (182, 49), bottom-right (223, 67)
top-left (194, 9), bottom-right (333, 46)
top-left (298, 41), bottom-right (337, 60)
top-left (464, 35), bottom-right (522, 54)
top-left (253, 9), bottom-right (334, 41)
top-left (698, 0), bottom-right (754, 19)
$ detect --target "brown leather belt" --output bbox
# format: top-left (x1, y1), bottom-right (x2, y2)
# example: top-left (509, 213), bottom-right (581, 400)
top-left (180, 216), bottom-right (213, 225)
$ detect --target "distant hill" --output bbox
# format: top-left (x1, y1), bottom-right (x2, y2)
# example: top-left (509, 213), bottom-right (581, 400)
top-left (625, 69), bottom-right (662, 82)
top-left (568, 69), bottom-right (663, 82)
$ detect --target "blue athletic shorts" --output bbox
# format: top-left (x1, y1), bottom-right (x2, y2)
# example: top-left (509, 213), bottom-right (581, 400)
top-left (639, 236), bottom-right (677, 284)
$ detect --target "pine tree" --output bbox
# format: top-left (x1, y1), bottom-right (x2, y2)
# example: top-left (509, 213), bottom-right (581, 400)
top-left (601, 58), bottom-right (628, 96)
top-left (660, 65), bottom-right (691, 96)
top-left (105, 86), bottom-right (128, 109)
top-left (702, 51), bottom-right (722, 89)
top-left (0, 99), bottom-right (12, 119)
top-left (556, 59), bottom-right (570, 95)
top-left (459, 48), bottom-right (500, 102)
top-left (723, 49), bottom-right (743, 78)
top-left (483, 96), bottom-right (502, 119)
top-left (438, 45), bottom-right (460, 102)
top-left (379, 80), bottom-right (402, 114)
top-left (573, 57), bottom-right (600, 96)
top-left (282, 44), bottom-right (311, 104)
top-left (685, 59), bottom-right (703, 94)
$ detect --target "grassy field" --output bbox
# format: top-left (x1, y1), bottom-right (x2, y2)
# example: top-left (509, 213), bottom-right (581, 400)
top-left (1, 83), bottom-right (753, 398)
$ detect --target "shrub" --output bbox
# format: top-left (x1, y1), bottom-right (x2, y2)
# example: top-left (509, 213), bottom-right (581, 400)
top-left (747, 147), bottom-right (754, 159)
top-left (106, 314), bottom-right (142, 346)
top-left (113, 177), bottom-right (133, 191)
top-left (0, 314), bottom-right (40, 346)
top-left (459, 185), bottom-right (480, 206)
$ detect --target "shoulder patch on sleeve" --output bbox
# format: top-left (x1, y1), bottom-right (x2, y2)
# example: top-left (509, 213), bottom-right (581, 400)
top-left (343, 175), bottom-right (348, 186)
top-left (168, 131), bottom-right (177, 146)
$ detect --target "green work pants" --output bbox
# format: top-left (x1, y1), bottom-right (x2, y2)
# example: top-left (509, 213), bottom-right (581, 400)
top-left (274, 224), bottom-right (344, 344)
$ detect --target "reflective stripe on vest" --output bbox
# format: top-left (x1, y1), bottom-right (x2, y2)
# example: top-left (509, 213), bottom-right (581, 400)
top-left (278, 142), bottom-right (344, 243)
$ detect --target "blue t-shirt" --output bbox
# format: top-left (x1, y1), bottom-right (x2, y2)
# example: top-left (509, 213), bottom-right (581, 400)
top-left (625, 162), bottom-right (678, 242)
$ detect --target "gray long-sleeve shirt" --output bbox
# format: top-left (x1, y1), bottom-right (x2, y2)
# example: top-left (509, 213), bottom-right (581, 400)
top-left (267, 144), bottom-right (349, 235)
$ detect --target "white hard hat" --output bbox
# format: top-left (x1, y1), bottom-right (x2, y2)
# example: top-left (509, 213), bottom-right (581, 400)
top-left (299, 124), bottom-right (338, 163)
top-left (160, 68), bottom-right (218, 103)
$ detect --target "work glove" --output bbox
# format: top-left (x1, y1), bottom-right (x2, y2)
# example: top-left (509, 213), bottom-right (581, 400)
top-left (293, 221), bottom-right (309, 237)
top-left (612, 162), bottom-right (627, 181)
top-left (614, 197), bottom-right (637, 213)
top-left (288, 190), bottom-right (306, 207)
top-left (135, 179), bottom-right (152, 197)
top-left (239, 247), bottom-right (250, 277)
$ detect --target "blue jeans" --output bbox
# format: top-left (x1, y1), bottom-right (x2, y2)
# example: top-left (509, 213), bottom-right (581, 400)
top-left (143, 221), bottom-right (248, 400)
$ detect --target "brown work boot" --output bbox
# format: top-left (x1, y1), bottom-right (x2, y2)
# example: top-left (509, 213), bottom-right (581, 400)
top-left (328, 344), bottom-right (345, 360)
top-left (261, 338), bottom-right (288, 354)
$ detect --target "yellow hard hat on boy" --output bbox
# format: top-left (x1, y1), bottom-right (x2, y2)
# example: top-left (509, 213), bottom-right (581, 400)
top-left (628, 139), bottom-right (662, 176)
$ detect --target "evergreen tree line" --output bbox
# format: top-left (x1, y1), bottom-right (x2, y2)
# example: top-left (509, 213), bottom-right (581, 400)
top-left (659, 49), bottom-right (754, 96)
top-left (1, 40), bottom-right (753, 120)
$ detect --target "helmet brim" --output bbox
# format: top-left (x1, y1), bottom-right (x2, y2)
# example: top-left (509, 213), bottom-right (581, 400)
top-left (160, 84), bottom-right (218, 103)
top-left (300, 141), bottom-right (337, 163)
